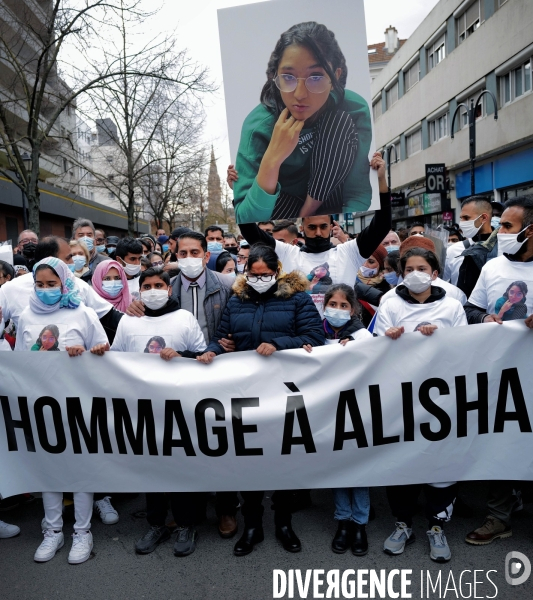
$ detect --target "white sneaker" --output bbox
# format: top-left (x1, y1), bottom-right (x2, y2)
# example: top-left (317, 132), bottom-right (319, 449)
top-left (68, 531), bottom-right (93, 564)
top-left (94, 496), bottom-right (119, 525)
top-left (34, 530), bottom-right (64, 562)
top-left (0, 519), bottom-right (20, 539)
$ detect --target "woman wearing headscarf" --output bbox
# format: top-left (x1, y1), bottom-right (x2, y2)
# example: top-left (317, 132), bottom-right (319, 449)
top-left (197, 244), bottom-right (325, 557)
top-left (14, 257), bottom-right (108, 565)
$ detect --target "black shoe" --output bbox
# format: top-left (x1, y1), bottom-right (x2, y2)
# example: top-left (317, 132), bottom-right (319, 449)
top-left (233, 525), bottom-right (264, 556)
top-left (135, 525), bottom-right (170, 554)
top-left (331, 520), bottom-right (352, 554)
top-left (369, 505), bottom-right (376, 521)
top-left (275, 524), bottom-right (301, 553)
top-left (173, 526), bottom-right (197, 557)
top-left (351, 523), bottom-right (368, 556)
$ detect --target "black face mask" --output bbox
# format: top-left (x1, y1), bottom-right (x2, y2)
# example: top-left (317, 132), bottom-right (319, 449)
top-left (303, 235), bottom-right (332, 253)
top-left (225, 246), bottom-right (239, 256)
top-left (22, 242), bottom-right (37, 259)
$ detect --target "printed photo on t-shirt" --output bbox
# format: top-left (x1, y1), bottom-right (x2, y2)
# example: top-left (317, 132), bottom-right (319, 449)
top-left (31, 324), bottom-right (61, 351)
top-left (494, 281), bottom-right (529, 321)
top-left (131, 335), bottom-right (174, 354)
top-left (306, 263), bottom-right (333, 294)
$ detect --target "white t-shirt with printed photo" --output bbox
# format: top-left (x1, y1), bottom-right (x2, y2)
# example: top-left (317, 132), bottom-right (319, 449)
top-left (110, 309), bottom-right (206, 354)
top-left (15, 304), bottom-right (108, 352)
top-left (468, 256), bottom-right (533, 321)
top-left (374, 292), bottom-right (467, 336)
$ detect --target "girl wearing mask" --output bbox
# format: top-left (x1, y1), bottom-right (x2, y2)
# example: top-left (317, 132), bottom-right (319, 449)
top-left (383, 250), bottom-right (401, 288)
top-left (15, 257), bottom-right (108, 565)
top-left (374, 247), bottom-right (467, 564)
top-left (215, 251), bottom-right (237, 276)
top-left (197, 244), bottom-right (324, 557)
top-left (69, 240), bottom-right (91, 283)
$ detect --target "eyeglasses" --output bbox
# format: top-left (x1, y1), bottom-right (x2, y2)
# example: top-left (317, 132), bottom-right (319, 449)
top-left (246, 274), bottom-right (275, 283)
top-left (19, 238), bottom-right (38, 245)
top-left (274, 74), bottom-right (331, 94)
top-left (95, 237), bottom-right (105, 244)
top-left (237, 254), bottom-right (248, 261)
top-left (151, 261), bottom-right (163, 267)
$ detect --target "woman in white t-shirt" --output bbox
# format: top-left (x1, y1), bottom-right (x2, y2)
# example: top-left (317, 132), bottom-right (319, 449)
top-left (15, 257), bottom-right (108, 566)
top-left (374, 248), bottom-right (467, 565)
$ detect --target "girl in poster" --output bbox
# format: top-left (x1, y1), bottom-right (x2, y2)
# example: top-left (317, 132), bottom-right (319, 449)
top-left (233, 21), bottom-right (372, 223)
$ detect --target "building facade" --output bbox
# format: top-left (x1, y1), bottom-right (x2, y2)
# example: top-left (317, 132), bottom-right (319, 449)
top-left (360, 0), bottom-right (533, 233)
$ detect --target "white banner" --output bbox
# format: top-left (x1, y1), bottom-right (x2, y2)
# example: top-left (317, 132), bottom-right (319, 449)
top-left (1, 322), bottom-right (533, 497)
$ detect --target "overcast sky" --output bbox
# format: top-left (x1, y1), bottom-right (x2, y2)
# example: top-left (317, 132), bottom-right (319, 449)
top-left (150, 0), bottom-right (440, 181)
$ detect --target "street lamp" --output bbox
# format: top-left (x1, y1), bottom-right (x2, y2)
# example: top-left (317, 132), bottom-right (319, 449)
top-left (450, 91), bottom-right (498, 197)
top-left (14, 152), bottom-right (32, 230)
top-left (382, 144), bottom-right (398, 191)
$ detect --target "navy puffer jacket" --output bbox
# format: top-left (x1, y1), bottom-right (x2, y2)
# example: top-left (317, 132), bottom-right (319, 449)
top-left (206, 271), bottom-right (325, 354)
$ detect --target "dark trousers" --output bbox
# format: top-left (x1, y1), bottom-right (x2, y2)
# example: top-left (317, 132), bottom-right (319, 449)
top-left (215, 492), bottom-right (239, 517)
top-left (240, 490), bottom-right (294, 527)
top-left (271, 110), bottom-right (358, 219)
top-left (487, 481), bottom-right (515, 525)
top-left (146, 492), bottom-right (201, 528)
top-left (387, 484), bottom-right (457, 529)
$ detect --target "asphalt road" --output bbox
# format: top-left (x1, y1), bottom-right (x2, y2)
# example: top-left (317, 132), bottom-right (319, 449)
top-left (1, 483), bottom-right (532, 600)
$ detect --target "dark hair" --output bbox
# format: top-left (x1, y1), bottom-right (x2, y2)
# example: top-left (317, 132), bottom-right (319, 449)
top-left (215, 251), bottom-right (236, 273)
top-left (258, 221), bottom-right (275, 227)
top-left (272, 220), bottom-right (299, 236)
top-left (140, 239), bottom-right (152, 253)
top-left (116, 237), bottom-right (143, 259)
top-left (144, 336), bottom-right (166, 353)
top-left (0, 260), bottom-right (15, 280)
top-left (178, 231), bottom-right (207, 253)
top-left (37, 324), bottom-right (60, 350)
top-left (311, 262), bottom-right (330, 275)
top-left (400, 248), bottom-right (440, 275)
top-left (504, 195), bottom-right (533, 229)
top-left (148, 252), bottom-right (163, 262)
top-left (35, 236), bottom-right (65, 262)
top-left (140, 256), bottom-right (152, 270)
top-left (491, 201), bottom-right (505, 215)
top-left (461, 195), bottom-right (493, 216)
top-left (139, 266), bottom-right (170, 287)
top-left (224, 233), bottom-right (237, 241)
top-left (247, 243), bottom-right (279, 273)
top-left (140, 233), bottom-right (156, 248)
top-left (444, 224), bottom-right (465, 241)
top-left (408, 222), bottom-right (425, 234)
top-left (205, 225), bottom-right (224, 237)
top-left (384, 250), bottom-right (400, 275)
top-left (260, 21), bottom-right (347, 115)
top-left (324, 283), bottom-right (359, 315)
top-left (503, 281), bottom-right (528, 304)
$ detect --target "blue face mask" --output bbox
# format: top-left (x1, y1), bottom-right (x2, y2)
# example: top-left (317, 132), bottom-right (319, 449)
top-left (207, 241), bottom-right (223, 252)
top-left (102, 280), bottom-right (124, 297)
top-left (73, 256), bottom-right (86, 271)
top-left (67, 263), bottom-right (76, 273)
top-left (324, 307), bottom-right (352, 328)
top-left (96, 244), bottom-right (106, 253)
top-left (384, 271), bottom-right (399, 286)
top-left (35, 287), bottom-right (62, 305)
top-left (386, 245), bottom-right (400, 254)
top-left (491, 217), bottom-right (501, 229)
top-left (79, 236), bottom-right (94, 251)
top-left (162, 244), bottom-right (169, 253)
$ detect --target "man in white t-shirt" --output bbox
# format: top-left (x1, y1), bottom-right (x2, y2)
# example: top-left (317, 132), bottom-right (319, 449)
top-left (115, 237), bottom-right (143, 299)
top-left (464, 196), bottom-right (533, 547)
top-left (443, 197), bottom-right (493, 285)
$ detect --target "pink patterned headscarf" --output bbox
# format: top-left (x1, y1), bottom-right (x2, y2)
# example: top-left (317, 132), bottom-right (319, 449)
top-left (92, 260), bottom-right (132, 313)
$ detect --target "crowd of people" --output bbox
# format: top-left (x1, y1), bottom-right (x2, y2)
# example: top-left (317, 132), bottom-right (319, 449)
top-left (1, 169), bottom-right (533, 566)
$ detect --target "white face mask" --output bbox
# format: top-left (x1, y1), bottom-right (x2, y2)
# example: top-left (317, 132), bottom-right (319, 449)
top-left (122, 262), bottom-right (141, 277)
top-left (360, 265), bottom-right (378, 278)
top-left (497, 226), bottom-right (530, 257)
top-left (236, 263), bottom-right (245, 273)
top-left (247, 277), bottom-right (276, 294)
top-left (178, 257), bottom-right (204, 279)
top-left (460, 215), bottom-right (483, 239)
top-left (141, 289), bottom-right (169, 310)
top-left (402, 271), bottom-right (433, 294)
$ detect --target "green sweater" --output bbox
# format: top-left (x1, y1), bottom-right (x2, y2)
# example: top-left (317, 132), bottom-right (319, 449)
top-left (233, 89), bottom-right (372, 224)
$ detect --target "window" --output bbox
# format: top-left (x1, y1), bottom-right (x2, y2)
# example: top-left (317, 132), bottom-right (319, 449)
top-left (404, 61), bottom-right (420, 92)
top-left (385, 82), bottom-right (399, 109)
top-left (108, 191), bottom-right (115, 199)
top-left (406, 129), bottom-right (422, 157)
top-left (372, 99), bottom-right (382, 121)
top-left (430, 113), bottom-right (448, 145)
top-left (106, 155), bottom-right (113, 163)
top-left (499, 59), bottom-right (532, 106)
top-left (459, 92), bottom-right (486, 128)
top-left (427, 35), bottom-right (445, 71)
top-left (456, 0), bottom-right (483, 45)
top-left (108, 174), bottom-right (115, 181)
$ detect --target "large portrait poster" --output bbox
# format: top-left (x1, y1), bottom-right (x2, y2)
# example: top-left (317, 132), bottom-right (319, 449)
top-left (218, 0), bottom-right (380, 224)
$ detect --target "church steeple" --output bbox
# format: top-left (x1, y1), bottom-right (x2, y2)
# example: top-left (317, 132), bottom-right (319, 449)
top-left (207, 146), bottom-right (223, 217)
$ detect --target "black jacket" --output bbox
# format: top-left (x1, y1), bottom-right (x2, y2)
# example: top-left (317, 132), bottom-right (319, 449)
top-left (206, 271), bottom-right (325, 354)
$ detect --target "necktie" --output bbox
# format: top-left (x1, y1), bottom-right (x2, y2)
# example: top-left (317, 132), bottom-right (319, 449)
top-left (189, 282), bottom-right (199, 320)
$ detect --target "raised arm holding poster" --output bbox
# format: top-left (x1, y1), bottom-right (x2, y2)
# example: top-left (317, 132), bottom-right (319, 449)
top-left (218, 0), bottom-right (379, 223)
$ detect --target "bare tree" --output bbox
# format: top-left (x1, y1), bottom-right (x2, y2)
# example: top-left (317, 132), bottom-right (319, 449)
top-left (75, 4), bottom-right (214, 235)
top-left (0, 1), bottom-right (161, 233)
